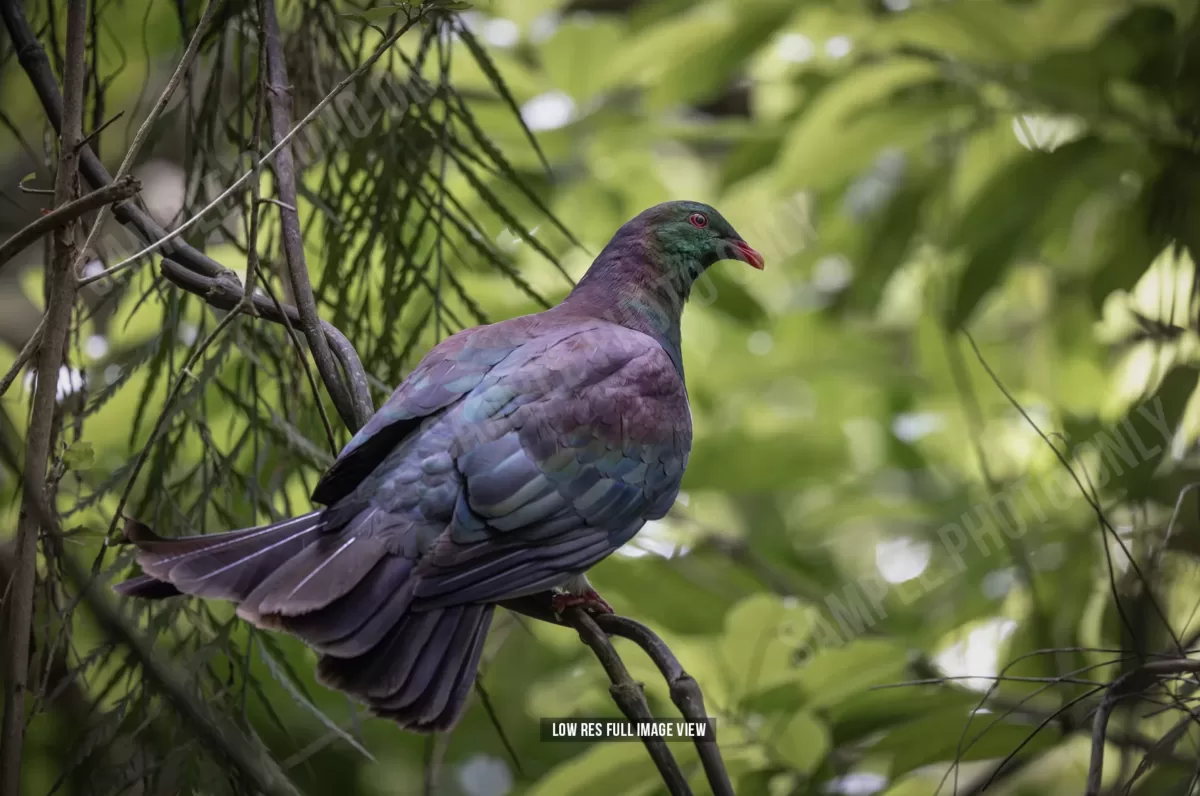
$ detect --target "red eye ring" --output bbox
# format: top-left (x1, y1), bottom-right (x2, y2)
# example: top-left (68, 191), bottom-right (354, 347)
top-left (689, 213), bottom-right (708, 228)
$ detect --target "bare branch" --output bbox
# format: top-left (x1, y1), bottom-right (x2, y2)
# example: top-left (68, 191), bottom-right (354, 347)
top-left (0, 315), bottom-right (45, 399)
top-left (596, 615), bottom-right (733, 796)
top-left (0, 176), bottom-right (139, 270)
top-left (501, 594), bottom-right (732, 796)
top-left (0, 2), bottom-right (88, 791)
top-left (1087, 658), bottom-right (1200, 795)
top-left (0, 0), bottom-right (376, 432)
top-left (71, 0), bottom-right (224, 288)
top-left (0, 0), bottom-right (229, 280)
top-left (259, 0), bottom-right (364, 430)
top-left (566, 609), bottom-right (693, 796)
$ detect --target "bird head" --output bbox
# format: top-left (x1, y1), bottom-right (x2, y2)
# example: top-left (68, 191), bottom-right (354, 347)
top-left (643, 200), bottom-right (765, 276)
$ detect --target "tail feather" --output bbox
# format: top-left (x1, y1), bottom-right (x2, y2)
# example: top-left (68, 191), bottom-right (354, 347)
top-left (380, 603), bottom-right (487, 711)
top-left (112, 573), bottom-right (182, 599)
top-left (317, 603), bottom-right (494, 732)
top-left (237, 534), bottom-right (388, 623)
top-left (121, 513), bottom-right (322, 603)
top-left (274, 556), bottom-right (413, 649)
top-left (116, 510), bottom-right (494, 733)
top-left (417, 603), bottom-right (491, 729)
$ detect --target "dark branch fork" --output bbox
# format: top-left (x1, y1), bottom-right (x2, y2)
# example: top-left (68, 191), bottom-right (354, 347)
top-left (1086, 658), bottom-right (1200, 796)
top-left (0, 175), bottom-right (139, 270)
top-left (0, 2), bottom-right (733, 795)
top-left (502, 596), bottom-right (734, 796)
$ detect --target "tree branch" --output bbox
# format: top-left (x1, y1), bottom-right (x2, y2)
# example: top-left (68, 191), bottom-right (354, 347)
top-left (1086, 658), bottom-right (1200, 795)
top-left (596, 615), bottom-right (733, 796)
top-left (0, 0), bottom-right (375, 432)
top-left (501, 595), bottom-right (733, 796)
top-left (0, 2), bottom-right (88, 792)
top-left (0, 315), bottom-right (45, 400)
top-left (71, 0), bottom-right (222, 298)
top-left (258, 0), bottom-right (366, 431)
top-left (0, 0), bottom-right (228, 279)
top-left (0, 176), bottom-right (138, 270)
top-left (566, 609), bottom-right (692, 796)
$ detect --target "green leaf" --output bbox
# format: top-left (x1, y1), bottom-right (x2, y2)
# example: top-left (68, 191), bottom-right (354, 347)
top-left (529, 742), bottom-right (666, 796)
top-left (539, 19), bottom-right (626, 104)
top-left (614, 0), bottom-right (796, 111)
top-left (1115, 364), bottom-right (1197, 501)
top-left (686, 429), bottom-right (849, 491)
top-left (774, 62), bottom-right (962, 194)
top-left (457, 25), bottom-right (551, 173)
top-left (63, 441), bottom-right (94, 470)
top-left (718, 131), bottom-right (786, 191)
top-left (871, 0), bottom-right (1129, 62)
top-left (1086, 190), bottom-right (1163, 311)
top-left (762, 711), bottom-right (829, 774)
top-left (945, 137), bottom-right (1108, 329)
top-left (828, 686), bottom-right (982, 745)
top-left (837, 167), bottom-right (939, 313)
top-left (875, 705), bottom-right (1061, 776)
top-left (718, 593), bottom-right (817, 703)
top-left (652, 0), bottom-right (795, 109)
top-left (349, 4), bottom-right (408, 22)
top-left (793, 640), bottom-right (910, 710)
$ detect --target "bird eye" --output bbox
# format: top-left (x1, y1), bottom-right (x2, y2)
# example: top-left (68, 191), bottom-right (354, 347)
top-left (689, 213), bottom-right (708, 229)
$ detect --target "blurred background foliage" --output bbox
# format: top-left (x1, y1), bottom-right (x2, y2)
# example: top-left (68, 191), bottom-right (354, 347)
top-left (4, 0), bottom-right (1200, 794)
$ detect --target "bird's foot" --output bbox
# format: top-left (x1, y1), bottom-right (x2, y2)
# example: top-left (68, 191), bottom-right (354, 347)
top-left (552, 588), bottom-right (613, 616)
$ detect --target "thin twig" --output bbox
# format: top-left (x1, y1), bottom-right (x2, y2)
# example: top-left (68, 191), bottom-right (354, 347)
top-left (0, 0), bottom-right (227, 279)
top-left (76, 109), bottom-right (123, 151)
top-left (71, 0), bottom-right (224, 284)
top-left (105, 308), bottom-right (247, 542)
top-left (963, 330), bottom-right (1182, 655)
top-left (0, 175), bottom-right (138, 270)
top-left (259, 0), bottom-right (361, 430)
top-left (0, 0), bottom-right (374, 432)
top-left (499, 594), bottom-right (730, 796)
top-left (423, 734), bottom-right (450, 796)
top-left (0, 316), bottom-right (46, 399)
top-left (77, 10), bottom-right (420, 299)
top-left (1087, 658), bottom-right (1200, 795)
top-left (0, 3), bottom-right (87, 792)
top-left (944, 332), bottom-right (1053, 659)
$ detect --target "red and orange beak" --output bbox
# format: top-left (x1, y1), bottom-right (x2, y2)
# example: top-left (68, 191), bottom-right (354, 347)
top-left (728, 239), bottom-right (765, 270)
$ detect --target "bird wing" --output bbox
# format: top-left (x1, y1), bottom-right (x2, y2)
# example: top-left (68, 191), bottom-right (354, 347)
top-left (409, 325), bottom-right (691, 608)
top-left (311, 314), bottom-right (591, 506)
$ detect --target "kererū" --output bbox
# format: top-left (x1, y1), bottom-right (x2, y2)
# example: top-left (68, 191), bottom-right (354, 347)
top-left (116, 200), bottom-right (764, 731)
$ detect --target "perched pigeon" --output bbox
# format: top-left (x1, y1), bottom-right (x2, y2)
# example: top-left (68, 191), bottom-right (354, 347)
top-left (116, 200), bottom-right (764, 731)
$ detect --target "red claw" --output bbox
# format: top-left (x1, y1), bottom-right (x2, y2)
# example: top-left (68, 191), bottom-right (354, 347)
top-left (553, 588), bottom-right (613, 616)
